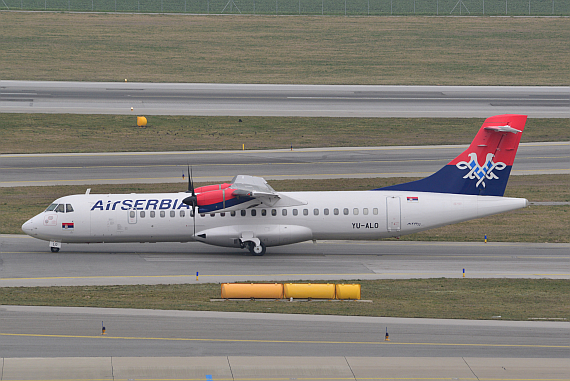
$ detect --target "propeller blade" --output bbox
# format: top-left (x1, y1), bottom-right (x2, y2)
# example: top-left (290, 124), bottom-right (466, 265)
top-left (185, 165), bottom-right (197, 236)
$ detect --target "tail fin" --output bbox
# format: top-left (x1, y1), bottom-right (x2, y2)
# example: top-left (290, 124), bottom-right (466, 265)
top-left (376, 114), bottom-right (527, 196)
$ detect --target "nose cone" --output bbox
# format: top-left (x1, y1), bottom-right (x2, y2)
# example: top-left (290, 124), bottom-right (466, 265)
top-left (21, 218), bottom-right (36, 236)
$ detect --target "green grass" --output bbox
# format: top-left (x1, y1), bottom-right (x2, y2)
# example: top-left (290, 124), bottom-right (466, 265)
top-left (1, 13), bottom-right (569, 85)
top-left (1, 279), bottom-right (568, 320)
top-left (4, 0), bottom-right (570, 15)
top-left (1, 115), bottom-right (568, 154)
top-left (4, 175), bottom-right (569, 242)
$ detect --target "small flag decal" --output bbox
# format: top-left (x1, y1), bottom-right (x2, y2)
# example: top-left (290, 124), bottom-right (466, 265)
top-left (62, 222), bottom-right (74, 230)
top-left (407, 196), bottom-right (419, 202)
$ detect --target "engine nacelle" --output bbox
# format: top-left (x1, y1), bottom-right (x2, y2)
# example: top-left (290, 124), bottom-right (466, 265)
top-left (196, 188), bottom-right (236, 206)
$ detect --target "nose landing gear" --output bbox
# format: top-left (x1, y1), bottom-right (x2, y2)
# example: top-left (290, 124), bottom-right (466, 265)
top-left (49, 241), bottom-right (61, 253)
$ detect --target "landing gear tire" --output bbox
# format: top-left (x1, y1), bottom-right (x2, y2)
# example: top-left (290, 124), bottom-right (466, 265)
top-left (248, 242), bottom-right (266, 256)
top-left (50, 247), bottom-right (60, 253)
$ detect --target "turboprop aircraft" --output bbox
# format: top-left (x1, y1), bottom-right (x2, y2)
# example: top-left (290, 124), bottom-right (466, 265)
top-left (22, 114), bottom-right (529, 255)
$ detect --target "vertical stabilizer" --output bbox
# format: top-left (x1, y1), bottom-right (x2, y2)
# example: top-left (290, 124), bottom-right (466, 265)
top-left (376, 114), bottom-right (527, 196)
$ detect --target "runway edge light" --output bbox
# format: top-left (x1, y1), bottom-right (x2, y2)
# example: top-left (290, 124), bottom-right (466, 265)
top-left (385, 327), bottom-right (390, 341)
top-left (102, 321), bottom-right (106, 335)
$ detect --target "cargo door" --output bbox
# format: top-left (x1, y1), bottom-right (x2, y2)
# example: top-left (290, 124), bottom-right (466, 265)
top-left (386, 196), bottom-right (401, 232)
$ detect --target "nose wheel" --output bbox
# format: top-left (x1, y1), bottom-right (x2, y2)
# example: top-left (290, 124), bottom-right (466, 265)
top-left (248, 242), bottom-right (266, 256)
top-left (49, 241), bottom-right (61, 253)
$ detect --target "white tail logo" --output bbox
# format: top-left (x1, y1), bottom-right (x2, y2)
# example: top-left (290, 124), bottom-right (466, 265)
top-left (456, 153), bottom-right (507, 188)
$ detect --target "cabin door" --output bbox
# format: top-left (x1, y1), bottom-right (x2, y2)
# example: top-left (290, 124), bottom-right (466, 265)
top-left (386, 196), bottom-right (401, 232)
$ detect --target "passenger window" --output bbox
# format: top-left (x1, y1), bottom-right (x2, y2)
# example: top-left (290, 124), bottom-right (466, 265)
top-left (363, 208), bottom-right (368, 215)
top-left (303, 209), bottom-right (308, 216)
top-left (170, 211), bottom-right (175, 218)
top-left (241, 210), bottom-right (246, 217)
top-left (46, 204), bottom-right (57, 212)
top-left (210, 213), bottom-right (215, 217)
top-left (334, 208), bottom-right (339, 215)
top-left (324, 208), bottom-right (329, 215)
top-left (180, 210), bottom-right (185, 218)
top-left (55, 204), bottom-right (65, 213)
top-left (130, 211), bottom-right (135, 218)
top-left (271, 209), bottom-right (277, 216)
top-left (353, 208), bottom-right (359, 215)
top-left (221, 213), bottom-right (225, 217)
top-left (150, 211), bottom-right (156, 218)
top-left (313, 209), bottom-right (319, 216)
top-left (200, 213), bottom-right (205, 217)
top-left (282, 209), bottom-right (287, 216)
top-left (66, 204), bottom-right (74, 213)
top-left (373, 208), bottom-right (378, 215)
top-left (293, 209), bottom-right (298, 216)
top-left (343, 208), bottom-right (349, 215)
top-left (231, 211), bottom-right (236, 217)
top-left (261, 209), bottom-right (267, 216)
top-left (140, 211), bottom-right (145, 218)
top-left (251, 209), bottom-right (257, 217)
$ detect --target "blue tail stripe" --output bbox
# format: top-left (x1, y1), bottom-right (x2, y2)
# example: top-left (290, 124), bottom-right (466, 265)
top-left (375, 165), bottom-right (512, 196)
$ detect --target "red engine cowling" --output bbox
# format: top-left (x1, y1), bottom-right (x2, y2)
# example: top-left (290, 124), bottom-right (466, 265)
top-left (196, 188), bottom-right (236, 206)
top-left (195, 183), bottom-right (231, 194)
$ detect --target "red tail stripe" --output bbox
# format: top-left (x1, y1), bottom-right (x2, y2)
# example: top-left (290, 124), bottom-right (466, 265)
top-left (448, 114), bottom-right (527, 167)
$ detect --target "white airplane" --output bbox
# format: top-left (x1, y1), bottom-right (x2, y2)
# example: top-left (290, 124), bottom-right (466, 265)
top-left (22, 114), bottom-right (529, 256)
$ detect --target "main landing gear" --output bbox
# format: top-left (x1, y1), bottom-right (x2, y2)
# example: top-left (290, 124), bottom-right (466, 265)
top-left (247, 241), bottom-right (266, 256)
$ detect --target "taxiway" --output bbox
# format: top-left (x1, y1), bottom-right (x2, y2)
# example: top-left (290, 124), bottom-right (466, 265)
top-left (2, 142), bottom-right (568, 187)
top-left (2, 82), bottom-right (568, 118)
top-left (1, 235), bottom-right (568, 287)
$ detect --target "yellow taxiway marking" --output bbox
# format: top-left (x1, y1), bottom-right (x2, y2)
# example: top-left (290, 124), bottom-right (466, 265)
top-left (1, 332), bottom-right (568, 349)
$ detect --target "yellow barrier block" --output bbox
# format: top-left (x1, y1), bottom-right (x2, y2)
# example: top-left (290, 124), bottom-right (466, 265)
top-left (221, 283), bottom-right (284, 299)
top-left (137, 116), bottom-right (147, 127)
top-left (284, 283), bottom-right (336, 299)
top-left (335, 284), bottom-right (361, 300)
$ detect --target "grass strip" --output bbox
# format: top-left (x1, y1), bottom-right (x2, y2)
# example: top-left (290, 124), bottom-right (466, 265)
top-left (3, 175), bottom-right (569, 242)
top-left (1, 115), bottom-right (568, 154)
top-left (2, 14), bottom-right (569, 85)
top-left (1, 279), bottom-right (568, 321)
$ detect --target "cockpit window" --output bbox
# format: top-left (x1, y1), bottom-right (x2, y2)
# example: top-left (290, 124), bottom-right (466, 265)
top-left (66, 204), bottom-right (74, 213)
top-left (55, 204), bottom-right (65, 213)
top-left (45, 204), bottom-right (58, 212)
